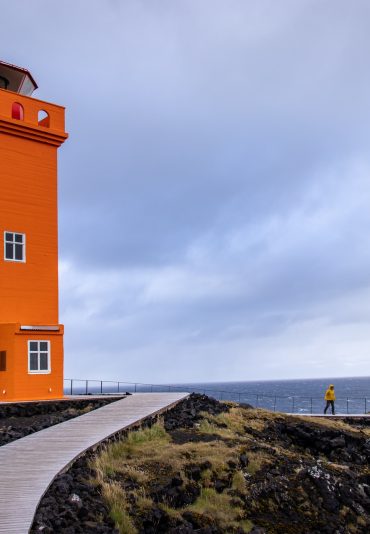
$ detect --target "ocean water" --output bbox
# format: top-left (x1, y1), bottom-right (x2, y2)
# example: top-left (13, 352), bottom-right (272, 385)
top-left (64, 376), bottom-right (370, 414)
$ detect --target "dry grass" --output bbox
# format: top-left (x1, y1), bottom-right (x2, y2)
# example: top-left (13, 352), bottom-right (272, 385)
top-left (93, 420), bottom-right (242, 533)
top-left (186, 488), bottom-right (253, 532)
top-left (199, 406), bottom-right (268, 436)
top-left (246, 450), bottom-right (272, 475)
top-left (295, 416), bottom-right (362, 434)
top-left (232, 471), bottom-right (247, 493)
top-left (100, 482), bottom-right (137, 534)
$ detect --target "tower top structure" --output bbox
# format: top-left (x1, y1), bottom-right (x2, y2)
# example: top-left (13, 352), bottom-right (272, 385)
top-left (0, 60), bottom-right (38, 96)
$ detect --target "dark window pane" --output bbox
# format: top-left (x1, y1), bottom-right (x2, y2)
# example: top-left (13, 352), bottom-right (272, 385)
top-left (30, 353), bottom-right (38, 371)
top-left (5, 243), bottom-right (13, 259)
top-left (15, 244), bottom-right (23, 261)
top-left (40, 353), bottom-right (48, 371)
top-left (0, 351), bottom-right (6, 372)
top-left (15, 234), bottom-right (23, 243)
top-left (29, 341), bottom-right (38, 351)
top-left (5, 233), bottom-right (13, 242)
top-left (40, 342), bottom-right (48, 351)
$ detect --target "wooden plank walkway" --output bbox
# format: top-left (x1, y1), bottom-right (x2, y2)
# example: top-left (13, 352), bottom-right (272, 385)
top-left (0, 392), bottom-right (188, 534)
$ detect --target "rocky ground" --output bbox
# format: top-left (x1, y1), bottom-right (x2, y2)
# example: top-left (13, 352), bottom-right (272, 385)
top-left (0, 396), bottom-right (125, 446)
top-left (31, 394), bottom-right (370, 534)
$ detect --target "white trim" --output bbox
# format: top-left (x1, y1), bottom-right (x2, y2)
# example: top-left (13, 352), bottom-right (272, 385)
top-left (28, 340), bottom-right (51, 374)
top-left (4, 231), bottom-right (26, 263)
top-left (21, 326), bottom-right (59, 331)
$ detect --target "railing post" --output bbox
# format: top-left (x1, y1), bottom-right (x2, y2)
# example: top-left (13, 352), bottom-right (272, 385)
top-left (273, 396), bottom-right (276, 412)
top-left (100, 381), bottom-right (103, 394)
top-left (365, 398), bottom-right (367, 414)
top-left (238, 392), bottom-right (241, 403)
top-left (346, 397), bottom-right (349, 414)
top-left (292, 397), bottom-right (295, 413)
top-left (310, 397), bottom-right (313, 414)
top-left (70, 379), bottom-right (73, 396)
top-left (134, 383), bottom-right (137, 393)
top-left (117, 382), bottom-right (120, 393)
top-left (256, 394), bottom-right (259, 408)
top-left (85, 380), bottom-right (88, 395)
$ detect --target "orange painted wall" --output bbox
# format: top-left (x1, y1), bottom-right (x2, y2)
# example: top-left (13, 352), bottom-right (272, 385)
top-left (0, 135), bottom-right (59, 323)
top-left (0, 87), bottom-right (67, 401)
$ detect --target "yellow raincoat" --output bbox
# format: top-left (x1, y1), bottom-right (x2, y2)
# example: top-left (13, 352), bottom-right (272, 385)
top-left (325, 386), bottom-right (336, 401)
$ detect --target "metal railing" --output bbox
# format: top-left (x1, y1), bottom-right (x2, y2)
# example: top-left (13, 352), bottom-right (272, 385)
top-left (64, 378), bottom-right (370, 415)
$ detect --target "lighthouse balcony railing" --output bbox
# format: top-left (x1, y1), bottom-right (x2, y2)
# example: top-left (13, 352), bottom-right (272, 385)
top-left (0, 87), bottom-right (66, 132)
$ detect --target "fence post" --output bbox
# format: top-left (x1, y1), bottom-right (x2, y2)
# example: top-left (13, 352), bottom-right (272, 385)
top-left (273, 396), bottom-right (276, 412)
top-left (292, 397), bottom-right (295, 413)
top-left (134, 383), bottom-right (137, 393)
top-left (70, 379), bottom-right (73, 396)
top-left (256, 395), bottom-right (259, 408)
top-left (346, 398), bottom-right (349, 414)
top-left (117, 382), bottom-right (120, 393)
top-left (310, 397), bottom-right (313, 414)
top-left (100, 381), bottom-right (103, 394)
top-left (85, 380), bottom-right (88, 395)
top-left (239, 392), bottom-right (241, 403)
top-left (365, 398), bottom-right (367, 414)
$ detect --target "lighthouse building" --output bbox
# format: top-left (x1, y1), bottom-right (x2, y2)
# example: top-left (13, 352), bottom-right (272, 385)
top-left (0, 60), bottom-right (67, 401)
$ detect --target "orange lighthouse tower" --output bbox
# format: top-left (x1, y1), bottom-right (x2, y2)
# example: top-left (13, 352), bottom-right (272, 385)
top-left (0, 61), bottom-right (67, 401)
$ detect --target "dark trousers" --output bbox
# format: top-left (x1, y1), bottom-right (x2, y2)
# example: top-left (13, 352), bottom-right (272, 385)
top-left (324, 400), bottom-right (335, 415)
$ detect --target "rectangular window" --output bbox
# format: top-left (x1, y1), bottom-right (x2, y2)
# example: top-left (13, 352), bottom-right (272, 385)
top-left (28, 340), bottom-right (50, 374)
top-left (4, 232), bottom-right (26, 262)
top-left (0, 351), bottom-right (6, 372)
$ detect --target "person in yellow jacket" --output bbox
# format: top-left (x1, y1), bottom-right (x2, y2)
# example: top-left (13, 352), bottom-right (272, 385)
top-left (324, 384), bottom-right (336, 415)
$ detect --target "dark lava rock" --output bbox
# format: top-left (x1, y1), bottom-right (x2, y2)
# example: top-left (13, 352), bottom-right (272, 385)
top-left (163, 393), bottom-right (229, 431)
top-left (30, 456), bottom-right (119, 534)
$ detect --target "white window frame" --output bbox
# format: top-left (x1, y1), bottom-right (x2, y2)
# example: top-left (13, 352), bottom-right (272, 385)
top-left (4, 231), bottom-right (26, 263)
top-left (28, 340), bottom-right (51, 374)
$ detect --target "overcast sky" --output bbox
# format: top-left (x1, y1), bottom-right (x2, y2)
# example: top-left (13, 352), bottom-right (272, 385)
top-left (3, 1), bottom-right (370, 383)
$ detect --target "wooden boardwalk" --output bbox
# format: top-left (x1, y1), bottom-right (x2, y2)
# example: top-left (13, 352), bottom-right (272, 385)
top-left (0, 392), bottom-right (188, 534)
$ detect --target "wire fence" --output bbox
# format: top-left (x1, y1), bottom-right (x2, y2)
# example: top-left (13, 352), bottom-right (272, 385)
top-left (64, 378), bottom-right (370, 415)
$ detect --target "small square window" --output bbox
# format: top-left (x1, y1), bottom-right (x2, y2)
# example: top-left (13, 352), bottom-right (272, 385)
top-left (28, 341), bottom-right (50, 374)
top-left (4, 231), bottom-right (26, 262)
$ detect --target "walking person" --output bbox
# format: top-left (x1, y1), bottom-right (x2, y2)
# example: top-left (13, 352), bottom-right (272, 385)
top-left (324, 384), bottom-right (336, 415)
